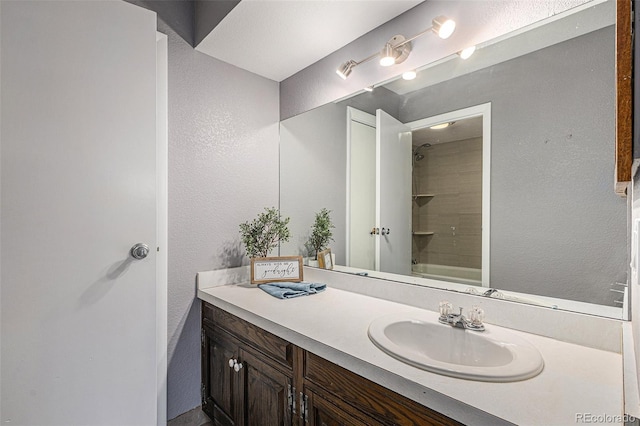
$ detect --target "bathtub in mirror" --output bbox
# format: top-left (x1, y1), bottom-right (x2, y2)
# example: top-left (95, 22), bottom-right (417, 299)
top-left (279, 0), bottom-right (629, 319)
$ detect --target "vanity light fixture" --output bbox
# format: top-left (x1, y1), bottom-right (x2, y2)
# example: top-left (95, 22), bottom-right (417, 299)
top-left (402, 70), bottom-right (417, 80)
top-left (335, 15), bottom-right (456, 79)
top-left (458, 45), bottom-right (476, 60)
top-left (430, 121), bottom-right (455, 130)
top-left (336, 60), bottom-right (357, 79)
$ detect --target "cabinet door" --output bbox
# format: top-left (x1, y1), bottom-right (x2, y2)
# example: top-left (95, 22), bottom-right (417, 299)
top-left (305, 389), bottom-right (383, 426)
top-left (238, 347), bottom-right (293, 426)
top-left (202, 326), bottom-right (241, 426)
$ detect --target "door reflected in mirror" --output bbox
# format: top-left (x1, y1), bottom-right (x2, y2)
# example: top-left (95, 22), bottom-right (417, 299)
top-left (346, 105), bottom-right (490, 287)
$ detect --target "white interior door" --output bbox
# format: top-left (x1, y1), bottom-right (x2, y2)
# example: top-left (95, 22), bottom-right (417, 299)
top-left (347, 107), bottom-right (376, 270)
top-left (1, 2), bottom-right (161, 424)
top-left (376, 110), bottom-right (412, 275)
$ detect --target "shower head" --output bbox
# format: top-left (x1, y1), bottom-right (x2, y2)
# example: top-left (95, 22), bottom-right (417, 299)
top-left (413, 142), bottom-right (432, 162)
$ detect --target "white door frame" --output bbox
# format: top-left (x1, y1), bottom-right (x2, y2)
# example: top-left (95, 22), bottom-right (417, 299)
top-left (156, 32), bottom-right (168, 426)
top-left (405, 102), bottom-right (491, 287)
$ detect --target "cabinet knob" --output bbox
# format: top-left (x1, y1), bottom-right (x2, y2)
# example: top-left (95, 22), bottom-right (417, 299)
top-left (228, 358), bottom-right (235, 368)
top-left (233, 362), bottom-right (243, 372)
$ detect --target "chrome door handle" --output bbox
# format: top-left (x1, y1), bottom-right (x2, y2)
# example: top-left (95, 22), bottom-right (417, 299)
top-left (130, 243), bottom-right (149, 260)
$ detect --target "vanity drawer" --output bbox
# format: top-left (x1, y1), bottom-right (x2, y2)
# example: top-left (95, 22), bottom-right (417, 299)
top-left (202, 302), bottom-right (293, 369)
top-left (304, 351), bottom-right (461, 426)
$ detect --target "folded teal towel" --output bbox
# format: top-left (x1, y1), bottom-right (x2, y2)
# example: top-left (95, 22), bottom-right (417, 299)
top-left (258, 282), bottom-right (327, 299)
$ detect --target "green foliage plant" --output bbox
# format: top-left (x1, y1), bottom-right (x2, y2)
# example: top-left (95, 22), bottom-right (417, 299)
top-left (239, 207), bottom-right (291, 258)
top-left (309, 208), bottom-right (335, 260)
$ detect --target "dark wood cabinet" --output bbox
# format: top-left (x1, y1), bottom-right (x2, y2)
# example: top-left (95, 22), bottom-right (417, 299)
top-left (202, 303), bottom-right (295, 426)
top-left (202, 302), bottom-right (461, 426)
top-left (238, 347), bottom-right (293, 426)
top-left (304, 388), bottom-right (384, 426)
top-left (202, 325), bottom-right (242, 425)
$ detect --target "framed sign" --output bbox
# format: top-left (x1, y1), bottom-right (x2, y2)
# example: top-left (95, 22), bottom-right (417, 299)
top-left (250, 256), bottom-right (304, 284)
top-left (317, 249), bottom-right (333, 270)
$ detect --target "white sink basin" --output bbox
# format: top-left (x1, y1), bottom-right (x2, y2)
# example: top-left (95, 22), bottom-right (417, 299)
top-left (368, 312), bottom-right (544, 382)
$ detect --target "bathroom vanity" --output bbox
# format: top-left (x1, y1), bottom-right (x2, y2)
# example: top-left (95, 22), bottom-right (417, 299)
top-left (201, 302), bottom-right (459, 426)
top-left (198, 267), bottom-right (624, 425)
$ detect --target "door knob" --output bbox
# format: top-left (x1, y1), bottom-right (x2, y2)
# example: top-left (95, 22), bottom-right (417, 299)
top-left (130, 243), bottom-right (150, 260)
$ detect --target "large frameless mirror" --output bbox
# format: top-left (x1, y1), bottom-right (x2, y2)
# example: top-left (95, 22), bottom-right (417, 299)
top-left (279, 0), bottom-right (628, 319)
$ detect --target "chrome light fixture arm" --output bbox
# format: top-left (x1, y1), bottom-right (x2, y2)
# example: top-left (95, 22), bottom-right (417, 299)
top-left (335, 16), bottom-right (456, 79)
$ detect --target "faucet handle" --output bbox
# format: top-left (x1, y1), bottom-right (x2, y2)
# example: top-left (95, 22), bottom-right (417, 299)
top-left (439, 301), bottom-right (453, 317)
top-left (469, 306), bottom-right (485, 326)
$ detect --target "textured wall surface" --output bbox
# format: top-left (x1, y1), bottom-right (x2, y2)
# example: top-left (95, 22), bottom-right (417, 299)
top-left (128, 1), bottom-right (280, 419)
top-left (165, 32), bottom-right (279, 421)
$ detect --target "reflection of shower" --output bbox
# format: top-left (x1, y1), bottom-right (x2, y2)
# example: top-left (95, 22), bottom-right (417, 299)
top-left (413, 142), bottom-right (432, 162)
top-left (412, 142), bottom-right (432, 197)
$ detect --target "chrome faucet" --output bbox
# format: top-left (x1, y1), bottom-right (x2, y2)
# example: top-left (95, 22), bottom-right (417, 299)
top-left (438, 302), bottom-right (485, 332)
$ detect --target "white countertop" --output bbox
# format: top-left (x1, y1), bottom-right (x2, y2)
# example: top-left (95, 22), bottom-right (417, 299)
top-left (197, 272), bottom-right (623, 426)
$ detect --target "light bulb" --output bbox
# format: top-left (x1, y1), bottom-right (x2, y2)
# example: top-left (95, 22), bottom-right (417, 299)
top-left (433, 16), bottom-right (456, 39)
top-left (459, 45), bottom-right (476, 60)
top-left (430, 122), bottom-right (454, 130)
top-left (379, 43), bottom-right (397, 66)
top-left (402, 70), bottom-right (417, 80)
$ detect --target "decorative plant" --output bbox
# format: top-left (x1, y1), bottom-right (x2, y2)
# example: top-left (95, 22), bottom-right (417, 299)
top-left (308, 208), bottom-right (335, 260)
top-left (239, 207), bottom-right (291, 258)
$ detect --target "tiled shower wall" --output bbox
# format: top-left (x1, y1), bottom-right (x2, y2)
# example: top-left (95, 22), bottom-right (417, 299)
top-left (412, 137), bottom-right (482, 268)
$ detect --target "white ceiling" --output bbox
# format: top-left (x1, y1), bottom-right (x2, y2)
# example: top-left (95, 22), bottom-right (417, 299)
top-left (195, 0), bottom-right (423, 82)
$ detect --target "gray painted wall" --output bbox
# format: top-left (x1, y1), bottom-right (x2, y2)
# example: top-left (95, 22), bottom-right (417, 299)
top-left (128, 1), bottom-right (280, 419)
top-left (165, 29), bottom-right (279, 422)
top-left (398, 26), bottom-right (626, 305)
top-left (280, 0), bottom-right (590, 120)
top-left (632, 167), bottom-right (640, 386)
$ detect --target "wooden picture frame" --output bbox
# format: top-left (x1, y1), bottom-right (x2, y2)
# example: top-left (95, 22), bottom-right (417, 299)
top-left (317, 249), bottom-right (333, 270)
top-left (250, 256), bottom-right (304, 284)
